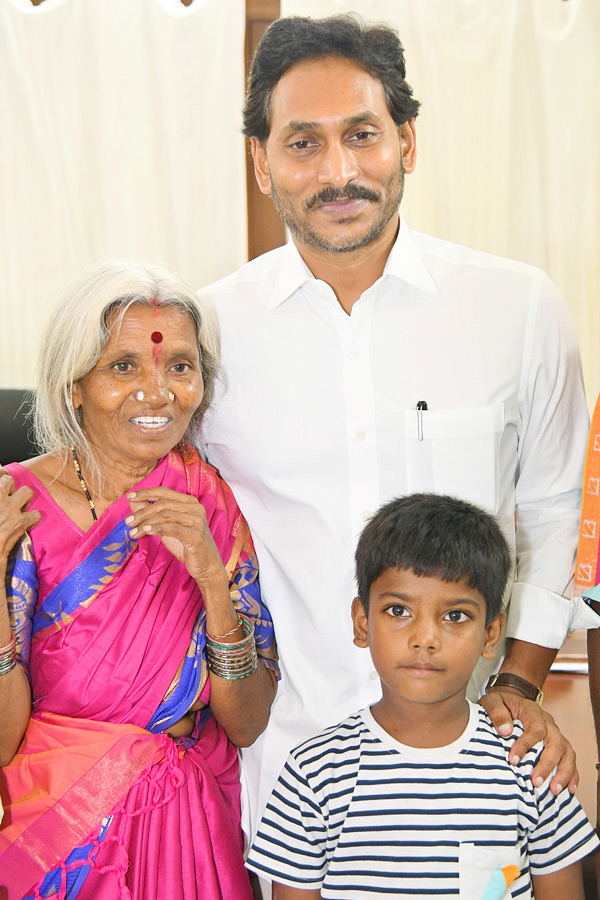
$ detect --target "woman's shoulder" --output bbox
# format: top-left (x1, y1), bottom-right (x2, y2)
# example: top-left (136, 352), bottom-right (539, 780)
top-left (174, 447), bottom-right (245, 526)
top-left (17, 452), bottom-right (65, 480)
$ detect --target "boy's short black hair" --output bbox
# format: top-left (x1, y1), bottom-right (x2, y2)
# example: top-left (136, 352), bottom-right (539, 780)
top-left (355, 494), bottom-right (512, 624)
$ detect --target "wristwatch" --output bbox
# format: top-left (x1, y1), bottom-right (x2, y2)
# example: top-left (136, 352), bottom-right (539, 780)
top-left (486, 672), bottom-right (543, 705)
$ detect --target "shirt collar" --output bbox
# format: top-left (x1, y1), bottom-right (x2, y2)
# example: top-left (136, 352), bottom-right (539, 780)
top-left (382, 217), bottom-right (440, 295)
top-left (267, 216), bottom-right (439, 311)
top-left (268, 241), bottom-right (315, 311)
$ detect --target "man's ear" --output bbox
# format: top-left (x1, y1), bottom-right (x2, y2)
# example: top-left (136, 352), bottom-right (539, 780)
top-left (352, 596), bottom-right (369, 648)
top-left (399, 119), bottom-right (417, 175)
top-left (250, 137), bottom-right (272, 196)
top-left (481, 611), bottom-right (505, 660)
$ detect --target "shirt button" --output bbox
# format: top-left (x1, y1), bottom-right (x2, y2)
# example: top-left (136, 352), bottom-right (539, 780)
top-left (350, 349), bottom-right (360, 360)
top-left (362, 509), bottom-right (372, 521)
top-left (356, 430), bottom-right (367, 441)
top-left (369, 671), bottom-right (378, 681)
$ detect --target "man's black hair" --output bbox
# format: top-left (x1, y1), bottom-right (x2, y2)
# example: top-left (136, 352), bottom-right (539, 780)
top-left (355, 494), bottom-right (512, 624)
top-left (243, 14), bottom-right (420, 142)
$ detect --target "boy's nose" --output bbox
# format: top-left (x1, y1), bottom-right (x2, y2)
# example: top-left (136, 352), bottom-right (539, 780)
top-left (408, 618), bottom-right (440, 651)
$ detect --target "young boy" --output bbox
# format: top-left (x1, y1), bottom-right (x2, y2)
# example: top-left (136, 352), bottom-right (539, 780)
top-left (246, 494), bottom-right (598, 900)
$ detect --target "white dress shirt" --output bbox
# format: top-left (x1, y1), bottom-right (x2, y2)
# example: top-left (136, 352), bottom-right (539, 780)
top-left (199, 219), bottom-right (595, 837)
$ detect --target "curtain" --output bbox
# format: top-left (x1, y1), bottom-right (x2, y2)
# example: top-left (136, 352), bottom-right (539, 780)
top-left (0, 0), bottom-right (247, 388)
top-left (281, 0), bottom-right (600, 406)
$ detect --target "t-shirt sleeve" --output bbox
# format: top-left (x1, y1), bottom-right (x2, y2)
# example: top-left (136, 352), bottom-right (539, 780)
top-left (528, 771), bottom-right (599, 874)
top-left (246, 752), bottom-right (328, 888)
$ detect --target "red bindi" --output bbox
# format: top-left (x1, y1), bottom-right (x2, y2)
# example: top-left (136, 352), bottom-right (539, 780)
top-left (151, 331), bottom-right (163, 344)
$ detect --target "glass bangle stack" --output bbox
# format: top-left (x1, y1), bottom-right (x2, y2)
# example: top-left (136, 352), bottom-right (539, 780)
top-left (205, 614), bottom-right (258, 680)
top-left (0, 634), bottom-right (17, 676)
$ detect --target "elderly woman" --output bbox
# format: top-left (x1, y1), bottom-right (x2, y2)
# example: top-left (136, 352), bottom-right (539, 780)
top-left (0, 260), bottom-right (279, 900)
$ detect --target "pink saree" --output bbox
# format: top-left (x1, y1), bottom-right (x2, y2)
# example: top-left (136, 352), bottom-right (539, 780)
top-left (0, 449), bottom-right (278, 900)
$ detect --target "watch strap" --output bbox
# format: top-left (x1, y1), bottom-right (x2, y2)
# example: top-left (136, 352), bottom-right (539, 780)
top-left (486, 672), bottom-right (543, 705)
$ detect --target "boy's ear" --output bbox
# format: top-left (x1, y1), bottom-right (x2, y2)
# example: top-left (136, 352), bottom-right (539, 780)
top-left (352, 596), bottom-right (369, 648)
top-left (481, 611), bottom-right (505, 660)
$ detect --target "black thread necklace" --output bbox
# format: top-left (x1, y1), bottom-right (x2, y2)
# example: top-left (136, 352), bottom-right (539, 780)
top-left (70, 446), bottom-right (98, 522)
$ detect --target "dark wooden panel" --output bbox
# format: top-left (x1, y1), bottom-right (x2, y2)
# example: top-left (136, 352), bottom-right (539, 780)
top-left (245, 1), bottom-right (286, 259)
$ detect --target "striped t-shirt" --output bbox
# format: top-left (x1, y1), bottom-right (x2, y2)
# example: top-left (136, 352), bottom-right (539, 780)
top-left (247, 702), bottom-right (598, 898)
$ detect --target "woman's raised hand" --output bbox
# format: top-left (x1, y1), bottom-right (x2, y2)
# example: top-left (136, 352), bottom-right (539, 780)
top-left (125, 487), bottom-right (228, 591)
top-left (0, 469), bottom-right (41, 563)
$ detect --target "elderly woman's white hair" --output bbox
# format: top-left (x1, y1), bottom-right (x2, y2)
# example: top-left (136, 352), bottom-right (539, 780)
top-left (34, 259), bottom-right (220, 474)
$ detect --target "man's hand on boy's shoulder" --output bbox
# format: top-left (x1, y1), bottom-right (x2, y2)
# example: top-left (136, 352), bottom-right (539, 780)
top-left (479, 689), bottom-right (577, 795)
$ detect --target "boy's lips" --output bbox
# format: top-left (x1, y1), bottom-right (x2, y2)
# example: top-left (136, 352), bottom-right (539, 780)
top-left (402, 661), bottom-right (443, 675)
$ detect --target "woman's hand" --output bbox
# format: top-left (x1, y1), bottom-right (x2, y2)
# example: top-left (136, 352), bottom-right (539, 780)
top-left (0, 469), bottom-right (41, 564)
top-left (125, 485), bottom-right (276, 747)
top-left (125, 487), bottom-right (227, 591)
top-left (0, 468), bottom-right (36, 766)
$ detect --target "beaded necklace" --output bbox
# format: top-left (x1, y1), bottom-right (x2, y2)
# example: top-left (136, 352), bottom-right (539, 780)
top-left (70, 446), bottom-right (98, 522)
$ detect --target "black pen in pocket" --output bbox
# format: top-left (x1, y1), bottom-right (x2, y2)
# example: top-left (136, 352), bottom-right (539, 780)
top-left (416, 400), bottom-right (428, 441)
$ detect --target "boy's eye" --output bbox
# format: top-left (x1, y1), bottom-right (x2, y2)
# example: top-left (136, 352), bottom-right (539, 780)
top-left (445, 609), bottom-right (470, 623)
top-left (386, 604), bottom-right (409, 618)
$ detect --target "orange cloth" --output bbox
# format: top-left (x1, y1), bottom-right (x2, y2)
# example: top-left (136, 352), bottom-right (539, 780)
top-left (574, 393), bottom-right (600, 595)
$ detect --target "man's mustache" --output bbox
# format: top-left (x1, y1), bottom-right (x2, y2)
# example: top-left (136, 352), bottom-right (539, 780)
top-left (305, 184), bottom-right (381, 210)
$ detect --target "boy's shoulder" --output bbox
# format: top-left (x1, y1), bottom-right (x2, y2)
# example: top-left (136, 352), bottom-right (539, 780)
top-left (287, 704), bottom-right (545, 782)
top-left (289, 710), bottom-right (372, 766)
top-left (472, 706), bottom-right (545, 775)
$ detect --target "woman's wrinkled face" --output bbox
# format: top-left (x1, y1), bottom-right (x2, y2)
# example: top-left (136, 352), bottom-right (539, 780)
top-left (71, 304), bottom-right (204, 468)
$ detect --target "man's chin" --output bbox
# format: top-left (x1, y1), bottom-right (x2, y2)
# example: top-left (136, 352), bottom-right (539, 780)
top-left (293, 225), bottom-right (388, 254)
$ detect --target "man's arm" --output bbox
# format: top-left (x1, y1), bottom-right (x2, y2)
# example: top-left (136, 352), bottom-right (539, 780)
top-left (273, 884), bottom-right (320, 900)
top-left (481, 274), bottom-right (590, 789)
top-left (531, 861), bottom-right (585, 900)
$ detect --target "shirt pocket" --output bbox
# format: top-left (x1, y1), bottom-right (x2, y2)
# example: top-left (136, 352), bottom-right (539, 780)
top-left (458, 842), bottom-right (523, 899)
top-left (405, 404), bottom-right (504, 513)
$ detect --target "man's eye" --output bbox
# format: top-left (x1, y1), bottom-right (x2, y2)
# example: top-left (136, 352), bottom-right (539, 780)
top-left (349, 131), bottom-right (376, 142)
top-left (290, 140), bottom-right (316, 151)
top-left (113, 361), bottom-right (133, 372)
top-left (171, 363), bottom-right (190, 374)
top-left (445, 610), bottom-right (469, 623)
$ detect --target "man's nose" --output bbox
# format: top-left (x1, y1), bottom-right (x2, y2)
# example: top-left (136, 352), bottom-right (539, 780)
top-left (317, 141), bottom-right (360, 186)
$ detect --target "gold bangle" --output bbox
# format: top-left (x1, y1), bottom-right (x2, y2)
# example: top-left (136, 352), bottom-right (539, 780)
top-left (206, 616), bottom-right (245, 641)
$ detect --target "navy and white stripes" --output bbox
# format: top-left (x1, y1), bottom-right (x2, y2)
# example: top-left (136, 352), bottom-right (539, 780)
top-left (247, 703), bottom-right (598, 898)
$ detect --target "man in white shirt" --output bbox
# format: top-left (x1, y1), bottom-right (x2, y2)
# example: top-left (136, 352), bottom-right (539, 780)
top-left (199, 14), bottom-right (595, 841)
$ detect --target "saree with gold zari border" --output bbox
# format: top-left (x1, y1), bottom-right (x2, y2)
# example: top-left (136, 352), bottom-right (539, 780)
top-left (0, 448), bottom-right (278, 900)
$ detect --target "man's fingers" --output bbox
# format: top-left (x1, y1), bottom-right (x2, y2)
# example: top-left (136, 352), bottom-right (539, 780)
top-left (478, 689), bottom-right (577, 790)
top-left (531, 721), bottom-right (578, 795)
top-left (478, 690), bottom-right (514, 737)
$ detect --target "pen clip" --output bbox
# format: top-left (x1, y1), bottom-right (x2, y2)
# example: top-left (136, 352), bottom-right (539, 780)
top-left (416, 400), bottom-right (428, 441)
